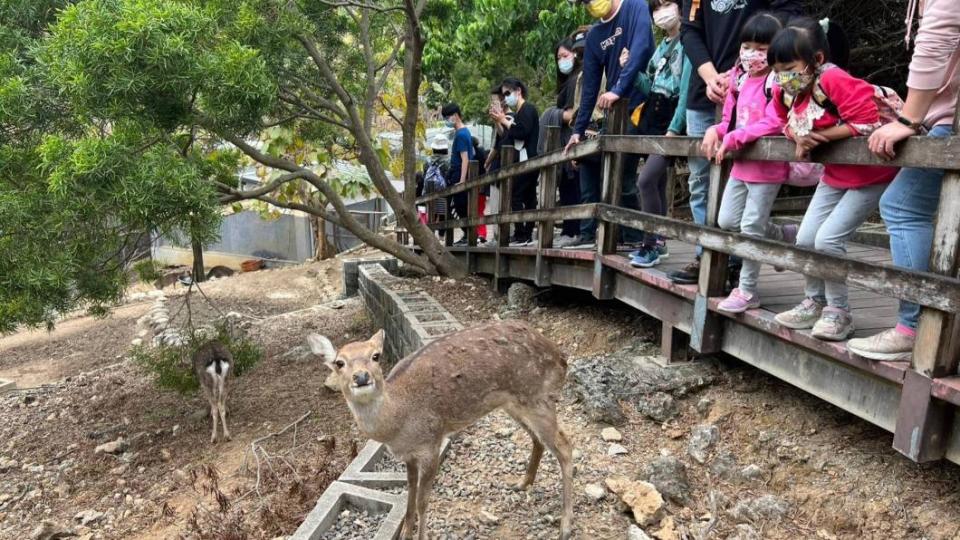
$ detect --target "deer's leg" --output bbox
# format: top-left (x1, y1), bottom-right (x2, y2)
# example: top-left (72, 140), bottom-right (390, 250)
top-left (209, 401), bottom-right (219, 444)
top-left (218, 392), bottom-right (230, 441)
top-left (505, 406), bottom-right (544, 490)
top-left (515, 403), bottom-right (574, 540)
top-left (401, 459), bottom-right (419, 540)
top-left (415, 451), bottom-right (440, 540)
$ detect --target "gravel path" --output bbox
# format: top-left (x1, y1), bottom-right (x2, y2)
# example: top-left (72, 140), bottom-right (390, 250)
top-left (318, 504), bottom-right (385, 540)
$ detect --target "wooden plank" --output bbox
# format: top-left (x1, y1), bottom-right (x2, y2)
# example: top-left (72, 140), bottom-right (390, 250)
top-left (429, 204), bottom-right (597, 231)
top-left (602, 134), bottom-right (960, 170)
top-left (672, 196), bottom-right (814, 220)
top-left (692, 159), bottom-right (730, 354)
top-left (536, 126), bottom-right (561, 287)
top-left (593, 103), bottom-right (629, 300)
top-left (465, 161), bottom-right (480, 273)
top-left (894, 370), bottom-right (953, 462)
top-left (597, 204), bottom-right (960, 313)
top-left (660, 321), bottom-right (691, 365)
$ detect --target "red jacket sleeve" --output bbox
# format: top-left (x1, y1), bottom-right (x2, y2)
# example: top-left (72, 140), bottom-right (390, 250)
top-left (818, 68), bottom-right (881, 136)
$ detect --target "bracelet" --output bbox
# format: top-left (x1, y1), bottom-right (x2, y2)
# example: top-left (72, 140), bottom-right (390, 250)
top-left (896, 115), bottom-right (924, 133)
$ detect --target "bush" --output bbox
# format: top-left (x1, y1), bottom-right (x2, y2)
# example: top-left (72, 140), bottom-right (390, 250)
top-left (132, 259), bottom-right (162, 284)
top-left (132, 321), bottom-right (263, 394)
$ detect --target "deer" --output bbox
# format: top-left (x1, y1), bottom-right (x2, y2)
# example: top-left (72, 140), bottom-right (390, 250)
top-left (307, 320), bottom-right (574, 540)
top-left (192, 341), bottom-right (233, 444)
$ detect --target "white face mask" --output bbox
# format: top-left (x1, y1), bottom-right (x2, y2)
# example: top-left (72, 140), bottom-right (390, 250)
top-left (653, 4), bottom-right (680, 33)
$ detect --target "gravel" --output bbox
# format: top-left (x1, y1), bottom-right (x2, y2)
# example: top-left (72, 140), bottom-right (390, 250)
top-left (373, 452), bottom-right (406, 473)
top-left (319, 504), bottom-right (386, 540)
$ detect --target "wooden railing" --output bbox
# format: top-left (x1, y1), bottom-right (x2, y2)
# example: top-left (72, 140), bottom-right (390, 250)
top-left (415, 101), bottom-right (960, 463)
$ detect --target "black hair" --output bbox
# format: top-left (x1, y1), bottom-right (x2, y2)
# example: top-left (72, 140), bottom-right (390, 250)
top-left (768, 16), bottom-right (832, 69)
top-left (490, 84), bottom-right (503, 96)
top-left (441, 103), bottom-right (461, 119)
top-left (501, 77), bottom-right (527, 99)
top-left (647, 0), bottom-right (678, 13)
top-left (739, 12), bottom-right (785, 46)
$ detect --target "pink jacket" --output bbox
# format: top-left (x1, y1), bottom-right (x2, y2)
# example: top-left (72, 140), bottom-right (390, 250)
top-left (713, 70), bottom-right (789, 183)
top-left (908, 0), bottom-right (960, 128)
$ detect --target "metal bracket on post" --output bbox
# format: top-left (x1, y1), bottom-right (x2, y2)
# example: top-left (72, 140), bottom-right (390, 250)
top-left (593, 103), bottom-right (628, 300)
top-left (536, 126), bottom-right (561, 287)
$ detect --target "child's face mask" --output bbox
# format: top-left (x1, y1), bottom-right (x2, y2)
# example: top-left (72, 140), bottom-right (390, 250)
top-left (739, 45), bottom-right (769, 75)
top-left (776, 66), bottom-right (815, 97)
top-left (652, 4), bottom-right (681, 33)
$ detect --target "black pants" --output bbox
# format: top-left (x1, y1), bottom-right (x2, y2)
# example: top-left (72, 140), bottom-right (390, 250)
top-left (559, 165), bottom-right (581, 237)
top-left (636, 154), bottom-right (670, 248)
top-left (511, 172), bottom-right (538, 241)
top-left (450, 192), bottom-right (469, 237)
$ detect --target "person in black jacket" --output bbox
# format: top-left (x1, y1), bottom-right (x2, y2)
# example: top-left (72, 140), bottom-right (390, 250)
top-left (490, 77), bottom-right (540, 245)
top-left (667, 0), bottom-right (804, 284)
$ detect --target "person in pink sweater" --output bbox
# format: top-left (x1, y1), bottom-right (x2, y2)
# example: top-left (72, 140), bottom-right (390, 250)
top-left (849, 0), bottom-right (960, 361)
top-left (764, 17), bottom-right (899, 341)
top-left (699, 12), bottom-right (797, 313)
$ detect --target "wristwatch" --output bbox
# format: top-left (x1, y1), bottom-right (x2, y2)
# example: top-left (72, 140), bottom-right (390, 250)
top-left (896, 115), bottom-right (925, 133)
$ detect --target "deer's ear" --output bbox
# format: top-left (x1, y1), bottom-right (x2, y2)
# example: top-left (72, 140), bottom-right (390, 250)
top-left (369, 329), bottom-right (385, 351)
top-left (306, 334), bottom-right (338, 368)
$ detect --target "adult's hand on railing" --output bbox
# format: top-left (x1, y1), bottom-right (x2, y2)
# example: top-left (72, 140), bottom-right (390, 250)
top-left (597, 92), bottom-right (621, 110)
top-left (868, 122), bottom-right (915, 161)
top-left (700, 127), bottom-right (720, 159)
top-left (564, 133), bottom-right (581, 156)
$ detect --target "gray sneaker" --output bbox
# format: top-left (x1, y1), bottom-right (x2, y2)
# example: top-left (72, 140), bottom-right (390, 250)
top-left (774, 298), bottom-right (825, 329)
top-left (811, 307), bottom-right (855, 341)
top-left (554, 235), bottom-right (580, 248)
top-left (847, 328), bottom-right (914, 361)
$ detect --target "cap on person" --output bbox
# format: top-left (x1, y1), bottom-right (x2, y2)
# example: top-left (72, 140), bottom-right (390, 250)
top-left (429, 136), bottom-right (449, 151)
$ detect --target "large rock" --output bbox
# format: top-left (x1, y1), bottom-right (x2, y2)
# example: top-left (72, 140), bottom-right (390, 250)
top-left (688, 424), bottom-right (719, 464)
top-left (74, 510), bottom-right (105, 527)
top-left (710, 450), bottom-right (738, 479)
top-left (94, 438), bottom-right (128, 455)
top-left (728, 495), bottom-right (791, 523)
top-left (567, 347), bottom-right (719, 425)
top-left (506, 283), bottom-right (537, 312)
top-left (30, 521), bottom-right (74, 540)
top-left (605, 477), bottom-right (665, 527)
top-left (642, 456), bottom-right (690, 503)
top-left (637, 392), bottom-right (678, 423)
top-left (628, 525), bottom-right (654, 540)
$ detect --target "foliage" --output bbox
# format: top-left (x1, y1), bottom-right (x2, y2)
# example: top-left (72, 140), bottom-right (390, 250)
top-left (132, 321), bottom-right (262, 394)
top-left (133, 259), bottom-right (163, 283)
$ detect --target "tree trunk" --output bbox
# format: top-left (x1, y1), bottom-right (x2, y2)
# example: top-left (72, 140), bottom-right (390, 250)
top-left (191, 235), bottom-right (205, 283)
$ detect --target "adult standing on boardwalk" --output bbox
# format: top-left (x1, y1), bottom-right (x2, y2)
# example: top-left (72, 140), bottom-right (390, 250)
top-left (564, 0), bottom-right (655, 249)
top-left (667, 0), bottom-right (803, 284)
top-left (849, 0), bottom-right (960, 362)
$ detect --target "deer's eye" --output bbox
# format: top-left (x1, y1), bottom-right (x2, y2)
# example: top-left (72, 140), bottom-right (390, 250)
top-left (371, 353), bottom-right (381, 363)
top-left (334, 360), bottom-right (345, 369)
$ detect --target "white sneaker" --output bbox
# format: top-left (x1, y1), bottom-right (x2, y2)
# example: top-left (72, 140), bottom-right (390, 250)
top-left (484, 239), bottom-right (498, 248)
top-left (554, 235), bottom-right (580, 248)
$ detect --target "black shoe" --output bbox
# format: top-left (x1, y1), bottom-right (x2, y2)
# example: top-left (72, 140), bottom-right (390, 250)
top-left (509, 236), bottom-right (532, 246)
top-left (668, 260), bottom-right (701, 284)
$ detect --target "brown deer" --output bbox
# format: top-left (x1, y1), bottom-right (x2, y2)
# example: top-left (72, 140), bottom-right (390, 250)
top-left (192, 341), bottom-right (233, 443)
top-left (307, 321), bottom-right (574, 540)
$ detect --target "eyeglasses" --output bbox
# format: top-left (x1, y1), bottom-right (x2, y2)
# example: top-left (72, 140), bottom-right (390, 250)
top-left (502, 90), bottom-right (513, 97)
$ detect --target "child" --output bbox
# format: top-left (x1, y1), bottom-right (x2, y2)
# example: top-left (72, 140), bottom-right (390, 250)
top-left (700, 12), bottom-right (797, 312)
top-left (767, 17), bottom-right (899, 340)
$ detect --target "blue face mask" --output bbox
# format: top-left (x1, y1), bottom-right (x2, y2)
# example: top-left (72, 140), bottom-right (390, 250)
top-left (444, 119), bottom-right (455, 128)
top-left (504, 93), bottom-right (519, 109)
top-left (558, 58), bottom-right (574, 74)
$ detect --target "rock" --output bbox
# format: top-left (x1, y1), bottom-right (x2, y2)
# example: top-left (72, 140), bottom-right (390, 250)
top-left (605, 477), bottom-right (665, 527)
top-left (728, 495), bottom-right (791, 523)
top-left (496, 427), bottom-right (515, 439)
top-left (601, 427), bottom-right (623, 442)
top-left (740, 464), bottom-right (763, 481)
top-left (696, 397), bottom-right (713, 416)
top-left (584, 483), bottom-right (607, 502)
top-left (323, 372), bottom-right (341, 393)
top-left (652, 516), bottom-right (680, 540)
top-left (726, 524), bottom-right (761, 540)
top-left (506, 283), bottom-right (537, 312)
top-left (109, 465), bottom-right (127, 476)
top-left (160, 449), bottom-right (172, 461)
top-left (642, 456), bottom-right (690, 503)
top-left (687, 425), bottom-right (719, 464)
top-left (567, 350), bottom-right (719, 425)
top-left (171, 425), bottom-right (181, 436)
top-left (637, 392), bottom-right (678, 423)
top-left (74, 510), bottom-right (105, 527)
top-left (130, 339), bottom-right (143, 347)
top-left (628, 525), bottom-right (654, 540)
top-left (95, 438), bottom-right (128, 455)
top-left (608, 443), bottom-right (629, 456)
top-left (479, 510), bottom-right (499, 526)
top-left (710, 450), bottom-right (738, 480)
top-left (30, 520), bottom-right (74, 540)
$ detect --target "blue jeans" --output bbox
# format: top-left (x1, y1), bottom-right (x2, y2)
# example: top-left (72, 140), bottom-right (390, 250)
top-left (879, 124), bottom-right (953, 329)
top-left (687, 108), bottom-right (715, 257)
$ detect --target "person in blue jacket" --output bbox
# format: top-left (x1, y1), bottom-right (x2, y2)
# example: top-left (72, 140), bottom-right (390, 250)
top-left (564, 0), bottom-right (655, 249)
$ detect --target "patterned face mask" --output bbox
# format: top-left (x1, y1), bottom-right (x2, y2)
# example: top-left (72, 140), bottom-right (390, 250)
top-left (739, 47), bottom-right (769, 75)
top-left (777, 68), bottom-right (816, 97)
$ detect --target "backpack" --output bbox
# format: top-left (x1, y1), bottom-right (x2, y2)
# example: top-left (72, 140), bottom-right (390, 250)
top-left (780, 63), bottom-right (904, 135)
top-left (474, 145), bottom-right (489, 176)
top-left (423, 158), bottom-right (449, 194)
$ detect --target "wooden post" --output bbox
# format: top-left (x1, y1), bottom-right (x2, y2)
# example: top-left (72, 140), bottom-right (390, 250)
top-left (892, 98), bottom-right (960, 462)
top-left (690, 156), bottom-right (731, 353)
top-left (659, 321), bottom-right (691, 365)
top-left (494, 146), bottom-right (517, 291)
top-left (536, 126), bottom-right (562, 287)
top-left (466, 160), bottom-right (481, 272)
top-left (593, 102), bottom-right (628, 300)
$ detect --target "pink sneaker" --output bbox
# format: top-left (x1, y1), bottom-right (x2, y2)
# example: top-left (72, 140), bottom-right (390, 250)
top-left (718, 288), bottom-right (761, 313)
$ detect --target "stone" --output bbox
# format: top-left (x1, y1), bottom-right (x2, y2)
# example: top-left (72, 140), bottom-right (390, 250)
top-left (30, 520), bottom-right (74, 540)
top-left (740, 464), bottom-right (763, 481)
top-left (74, 510), bottom-right (105, 527)
top-left (601, 427), bottom-right (623, 442)
top-left (696, 397), bottom-right (713, 416)
top-left (687, 425), bottom-right (719, 464)
top-left (637, 392), bottom-right (678, 423)
top-left (652, 516), bottom-right (680, 540)
top-left (323, 372), bottom-right (340, 393)
top-left (506, 283), bottom-right (537, 312)
top-left (95, 438), bottom-right (128, 455)
top-left (608, 443), bottom-right (629, 456)
top-left (728, 495), bottom-right (791, 523)
top-left (584, 483), bottom-right (606, 502)
top-left (605, 477), bottom-right (665, 527)
top-left (567, 350), bottom-right (719, 425)
top-left (628, 525), bottom-right (653, 540)
top-left (479, 510), bottom-right (499, 526)
top-left (726, 524), bottom-right (761, 540)
top-left (109, 465), bottom-right (127, 476)
top-left (130, 339), bottom-right (143, 347)
top-left (710, 450), bottom-right (738, 480)
top-left (496, 427), bottom-right (515, 439)
top-left (642, 456), bottom-right (690, 503)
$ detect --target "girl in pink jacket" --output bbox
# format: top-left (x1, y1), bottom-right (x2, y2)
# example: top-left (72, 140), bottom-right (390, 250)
top-left (700, 12), bottom-right (796, 314)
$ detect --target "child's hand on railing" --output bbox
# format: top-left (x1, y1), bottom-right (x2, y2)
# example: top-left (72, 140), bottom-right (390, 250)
top-left (793, 132), bottom-right (830, 160)
top-left (714, 142), bottom-right (731, 164)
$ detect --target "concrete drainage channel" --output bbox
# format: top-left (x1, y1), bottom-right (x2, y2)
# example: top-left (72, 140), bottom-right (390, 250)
top-left (292, 259), bottom-right (462, 540)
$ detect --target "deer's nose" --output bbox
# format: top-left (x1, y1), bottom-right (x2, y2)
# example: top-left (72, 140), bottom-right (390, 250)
top-left (353, 371), bottom-right (371, 386)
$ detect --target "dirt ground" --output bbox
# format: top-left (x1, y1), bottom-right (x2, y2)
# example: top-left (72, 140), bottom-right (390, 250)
top-left (2, 255), bottom-right (960, 540)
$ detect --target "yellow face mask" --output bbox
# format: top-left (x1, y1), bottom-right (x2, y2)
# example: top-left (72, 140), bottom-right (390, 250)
top-left (586, 0), bottom-right (612, 19)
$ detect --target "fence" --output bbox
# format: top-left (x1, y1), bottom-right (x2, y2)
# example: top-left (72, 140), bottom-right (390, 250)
top-left (415, 100), bottom-right (960, 465)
